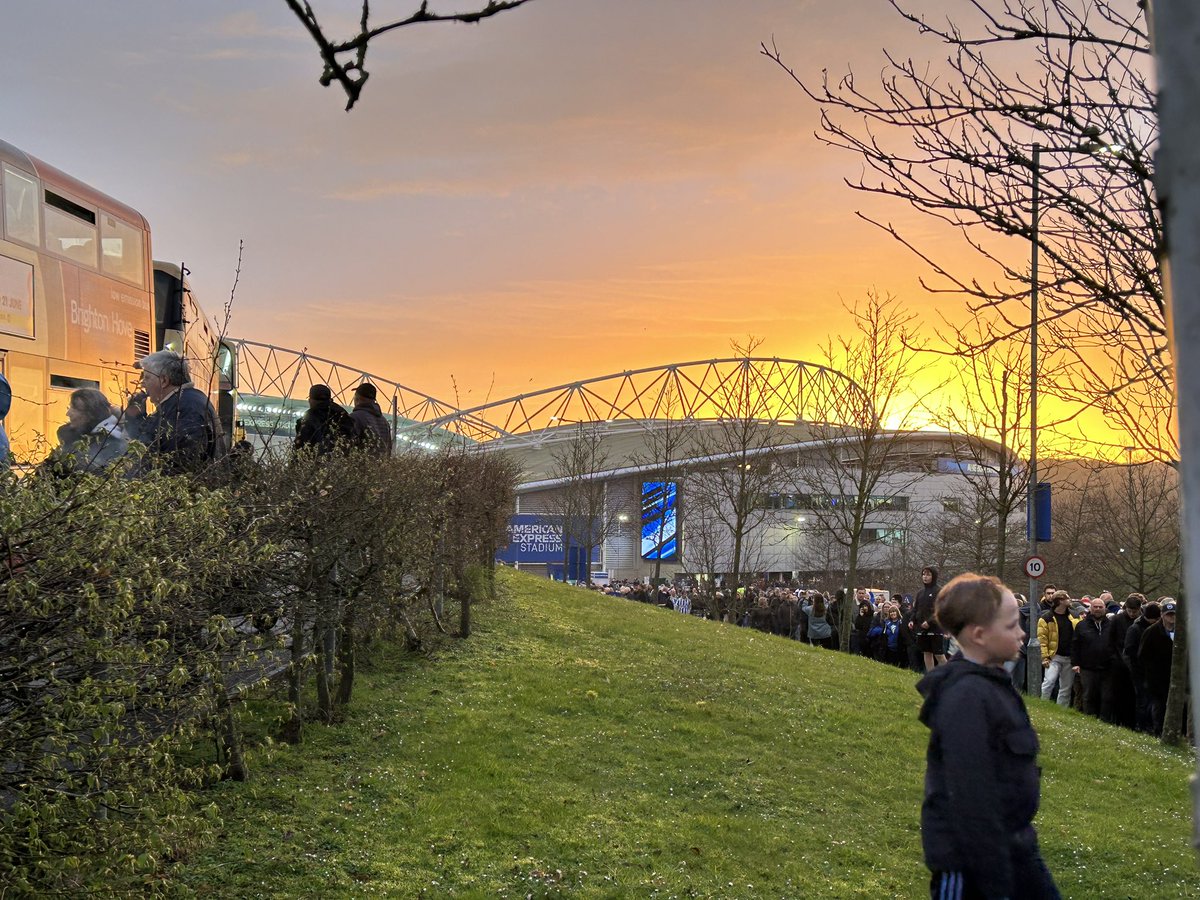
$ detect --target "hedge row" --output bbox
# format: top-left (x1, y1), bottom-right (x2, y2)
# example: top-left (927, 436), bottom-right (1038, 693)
top-left (0, 445), bottom-right (516, 893)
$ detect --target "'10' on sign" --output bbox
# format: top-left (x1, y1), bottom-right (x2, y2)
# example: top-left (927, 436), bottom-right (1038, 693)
top-left (1024, 555), bottom-right (1046, 579)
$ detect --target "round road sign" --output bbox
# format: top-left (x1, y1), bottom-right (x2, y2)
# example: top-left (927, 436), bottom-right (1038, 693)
top-left (1024, 555), bottom-right (1047, 579)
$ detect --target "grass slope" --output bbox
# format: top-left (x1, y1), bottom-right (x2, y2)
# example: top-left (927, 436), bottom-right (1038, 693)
top-left (177, 571), bottom-right (1197, 898)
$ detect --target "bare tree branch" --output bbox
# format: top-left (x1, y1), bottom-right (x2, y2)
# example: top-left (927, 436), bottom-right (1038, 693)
top-left (283, 0), bottom-right (536, 110)
top-left (763, 0), bottom-right (1169, 460)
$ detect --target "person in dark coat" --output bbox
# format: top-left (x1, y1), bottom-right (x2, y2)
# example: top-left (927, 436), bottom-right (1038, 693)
top-left (295, 383), bottom-right (354, 455)
top-left (851, 598), bottom-right (875, 655)
top-left (774, 593), bottom-right (799, 638)
top-left (918, 573), bottom-right (1058, 899)
top-left (1071, 597), bottom-right (1115, 721)
top-left (349, 382), bottom-right (393, 457)
top-left (1106, 594), bottom-right (1142, 728)
top-left (1010, 594), bottom-right (1032, 692)
top-left (912, 566), bottom-right (948, 670)
top-left (1123, 600), bottom-right (1161, 733)
top-left (747, 595), bottom-right (774, 632)
top-left (1139, 599), bottom-right (1179, 736)
top-left (124, 350), bottom-right (223, 475)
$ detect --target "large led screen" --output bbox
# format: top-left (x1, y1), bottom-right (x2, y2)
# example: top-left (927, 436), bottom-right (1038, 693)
top-left (640, 481), bottom-right (678, 561)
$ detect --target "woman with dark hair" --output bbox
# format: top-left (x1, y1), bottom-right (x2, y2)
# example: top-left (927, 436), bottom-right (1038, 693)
top-left (47, 388), bottom-right (128, 474)
top-left (912, 566), bottom-right (948, 671)
top-left (802, 593), bottom-right (836, 649)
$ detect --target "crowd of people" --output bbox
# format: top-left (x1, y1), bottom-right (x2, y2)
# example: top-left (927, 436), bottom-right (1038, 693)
top-left (594, 570), bottom-right (947, 669)
top-left (0, 350), bottom-right (394, 475)
top-left (1034, 585), bottom-right (1179, 736)
top-left (592, 567), bottom-right (1183, 738)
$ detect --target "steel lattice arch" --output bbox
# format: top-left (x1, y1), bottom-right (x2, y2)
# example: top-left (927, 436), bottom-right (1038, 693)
top-left (227, 344), bottom-right (869, 449)
top-left (228, 338), bottom-right (492, 446)
top-left (415, 357), bottom-right (870, 447)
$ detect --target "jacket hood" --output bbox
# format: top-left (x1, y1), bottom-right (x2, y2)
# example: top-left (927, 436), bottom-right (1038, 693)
top-left (91, 414), bottom-right (125, 438)
top-left (916, 655), bottom-right (1012, 726)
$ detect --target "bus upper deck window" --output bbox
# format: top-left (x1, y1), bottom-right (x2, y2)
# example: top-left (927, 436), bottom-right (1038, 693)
top-left (100, 214), bottom-right (144, 287)
top-left (44, 191), bottom-right (97, 268)
top-left (3, 166), bottom-right (39, 246)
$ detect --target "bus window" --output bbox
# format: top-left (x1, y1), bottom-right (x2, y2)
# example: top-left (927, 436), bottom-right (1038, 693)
top-left (3, 165), bottom-right (39, 246)
top-left (216, 340), bottom-right (236, 389)
top-left (100, 214), bottom-right (144, 287)
top-left (49, 374), bottom-right (101, 391)
top-left (43, 191), bottom-right (96, 267)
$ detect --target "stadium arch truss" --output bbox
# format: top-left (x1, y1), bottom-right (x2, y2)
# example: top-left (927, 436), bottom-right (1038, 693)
top-left (414, 358), bottom-right (871, 447)
top-left (228, 346), bottom-right (870, 449)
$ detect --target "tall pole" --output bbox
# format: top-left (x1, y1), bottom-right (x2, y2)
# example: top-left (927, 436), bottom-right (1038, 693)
top-left (1150, 0), bottom-right (1200, 851)
top-left (1025, 144), bottom-right (1043, 697)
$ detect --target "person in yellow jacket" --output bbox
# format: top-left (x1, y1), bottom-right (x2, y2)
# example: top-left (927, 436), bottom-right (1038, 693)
top-left (1038, 590), bottom-right (1082, 706)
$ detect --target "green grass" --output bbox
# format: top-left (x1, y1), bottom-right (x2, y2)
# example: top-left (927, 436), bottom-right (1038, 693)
top-left (173, 570), bottom-right (1198, 898)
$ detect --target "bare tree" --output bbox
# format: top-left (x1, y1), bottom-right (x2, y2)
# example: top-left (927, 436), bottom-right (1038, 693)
top-left (789, 292), bottom-right (924, 650)
top-left (284, 0), bottom-right (536, 110)
top-left (1092, 458), bottom-right (1181, 598)
top-left (678, 479), bottom-right (731, 618)
top-left (1038, 461), bottom-right (1104, 593)
top-left (687, 339), bottom-right (784, 610)
top-left (764, 0), bottom-right (1170, 460)
top-left (545, 423), bottom-right (614, 586)
top-left (931, 320), bottom-right (1035, 578)
top-left (793, 520), bottom-right (849, 593)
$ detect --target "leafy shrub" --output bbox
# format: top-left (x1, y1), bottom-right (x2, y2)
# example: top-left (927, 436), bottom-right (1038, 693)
top-left (0, 443), bottom-right (516, 891)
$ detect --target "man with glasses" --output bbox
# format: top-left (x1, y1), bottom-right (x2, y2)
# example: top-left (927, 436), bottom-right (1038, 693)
top-left (124, 350), bottom-right (222, 475)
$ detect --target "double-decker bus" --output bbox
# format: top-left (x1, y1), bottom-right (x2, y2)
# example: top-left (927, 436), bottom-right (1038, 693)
top-left (0, 138), bottom-right (235, 463)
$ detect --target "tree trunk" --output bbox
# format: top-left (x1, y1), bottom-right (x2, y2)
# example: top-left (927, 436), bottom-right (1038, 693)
top-left (399, 609), bottom-right (423, 651)
top-left (996, 504), bottom-right (1008, 578)
top-left (459, 583), bottom-right (472, 638)
top-left (1162, 597), bottom-right (1190, 745)
top-left (841, 541), bottom-right (860, 652)
top-left (217, 689), bottom-right (249, 781)
top-left (314, 626), bottom-right (334, 723)
top-left (336, 611), bottom-right (355, 707)
top-left (281, 606), bottom-right (306, 744)
top-left (314, 578), bottom-right (335, 722)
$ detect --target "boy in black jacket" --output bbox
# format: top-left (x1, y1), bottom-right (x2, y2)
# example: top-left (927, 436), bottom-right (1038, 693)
top-left (917, 573), bottom-right (1060, 899)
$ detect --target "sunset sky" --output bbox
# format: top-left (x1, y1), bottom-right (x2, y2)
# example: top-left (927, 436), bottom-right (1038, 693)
top-left (1, 1), bottom-right (1101, 443)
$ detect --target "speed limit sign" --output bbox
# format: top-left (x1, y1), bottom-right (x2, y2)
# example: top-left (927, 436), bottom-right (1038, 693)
top-left (1024, 555), bottom-right (1047, 579)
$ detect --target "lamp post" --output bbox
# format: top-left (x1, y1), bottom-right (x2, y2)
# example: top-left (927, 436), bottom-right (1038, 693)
top-left (1025, 142), bottom-right (1044, 697)
top-left (1023, 134), bottom-right (1114, 696)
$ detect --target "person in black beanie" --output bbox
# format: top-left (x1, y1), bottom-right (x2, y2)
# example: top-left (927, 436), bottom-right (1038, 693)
top-left (295, 383), bottom-right (354, 455)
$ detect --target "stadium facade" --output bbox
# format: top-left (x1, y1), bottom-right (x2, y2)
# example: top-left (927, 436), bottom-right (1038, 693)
top-left (417, 358), bottom-right (1018, 591)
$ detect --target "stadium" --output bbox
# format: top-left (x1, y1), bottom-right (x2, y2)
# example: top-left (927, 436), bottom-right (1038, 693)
top-left (232, 349), bottom-right (1014, 591)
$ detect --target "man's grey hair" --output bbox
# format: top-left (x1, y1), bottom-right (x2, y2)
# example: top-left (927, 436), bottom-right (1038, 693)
top-left (136, 350), bottom-right (190, 386)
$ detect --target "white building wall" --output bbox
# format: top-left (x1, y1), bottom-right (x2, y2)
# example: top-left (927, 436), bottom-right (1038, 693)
top-left (509, 433), bottom-right (1018, 586)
